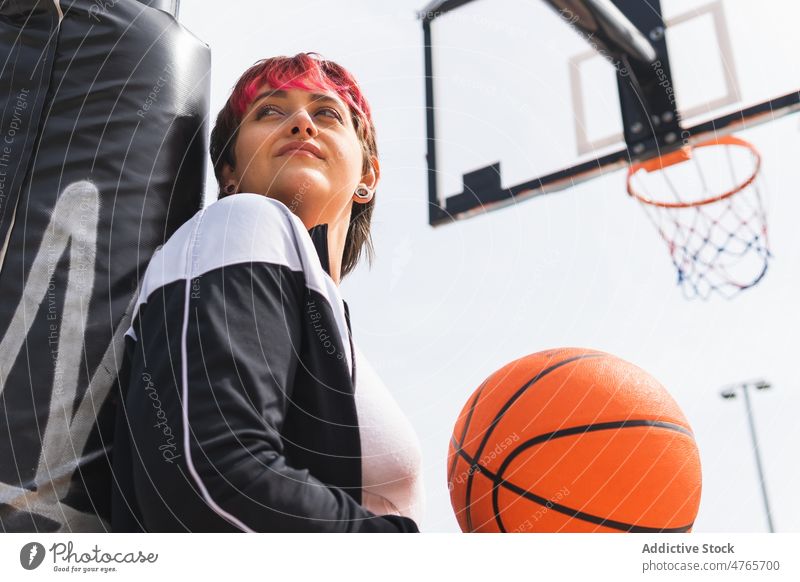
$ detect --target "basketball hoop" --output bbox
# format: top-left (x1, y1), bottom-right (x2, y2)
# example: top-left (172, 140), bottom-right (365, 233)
top-left (626, 135), bottom-right (770, 299)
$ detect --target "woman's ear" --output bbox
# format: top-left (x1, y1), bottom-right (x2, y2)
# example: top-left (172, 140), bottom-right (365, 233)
top-left (219, 162), bottom-right (238, 195)
top-left (364, 156), bottom-right (380, 189)
top-left (353, 156), bottom-right (380, 205)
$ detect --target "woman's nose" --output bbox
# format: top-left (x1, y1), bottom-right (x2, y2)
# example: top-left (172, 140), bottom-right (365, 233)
top-left (289, 109), bottom-right (318, 138)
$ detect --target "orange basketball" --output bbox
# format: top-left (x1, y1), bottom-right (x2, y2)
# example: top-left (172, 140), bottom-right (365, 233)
top-left (447, 347), bottom-right (702, 532)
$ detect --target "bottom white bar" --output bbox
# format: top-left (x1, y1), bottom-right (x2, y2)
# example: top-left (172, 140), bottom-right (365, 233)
top-left (2, 533), bottom-right (798, 581)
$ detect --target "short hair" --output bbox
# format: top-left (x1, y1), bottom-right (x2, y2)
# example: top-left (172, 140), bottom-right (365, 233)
top-left (209, 52), bottom-right (377, 279)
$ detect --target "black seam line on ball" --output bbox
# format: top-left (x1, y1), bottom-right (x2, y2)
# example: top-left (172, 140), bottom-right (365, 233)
top-left (519, 419), bottom-right (694, 449)
top-left (464, 353), bottom-right (604, 531)
top-left (449, 379), bottom-right (487, 486)
top-left (458, 380), bottom-right (489, 533)
top-left (490, 419), bottom-right (695, 532)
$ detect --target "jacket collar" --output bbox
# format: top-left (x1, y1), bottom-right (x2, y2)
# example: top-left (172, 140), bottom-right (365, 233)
top-left (307, 223), bottom-right (331, 277)
top-left (307, 223), bottom-right (352, 375)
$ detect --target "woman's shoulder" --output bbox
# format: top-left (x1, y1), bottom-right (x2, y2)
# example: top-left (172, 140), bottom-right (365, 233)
top-left (201, 193), bottom-right (301, 243)
top-left (134, 194), bottom-right (307, 308)
top-left (173, 193), bottom-right (306, 277)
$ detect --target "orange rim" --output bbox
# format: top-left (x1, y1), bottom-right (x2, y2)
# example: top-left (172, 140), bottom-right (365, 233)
top-left (626, 135), bottom-right (762, 208)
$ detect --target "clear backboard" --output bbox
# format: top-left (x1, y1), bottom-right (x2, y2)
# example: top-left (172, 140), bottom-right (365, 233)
top-left (420, 0), bottom-right (800, 226)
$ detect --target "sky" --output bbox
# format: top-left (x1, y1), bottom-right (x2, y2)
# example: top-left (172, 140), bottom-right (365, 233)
top-left (179, 0), bottom-right (800, 533)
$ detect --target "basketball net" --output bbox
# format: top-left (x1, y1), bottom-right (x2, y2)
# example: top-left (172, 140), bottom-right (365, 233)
top-left (626, 135), bottom-right (770, 300)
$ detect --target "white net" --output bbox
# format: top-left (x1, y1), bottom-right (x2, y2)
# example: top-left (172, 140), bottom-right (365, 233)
top-left (626, 136), bottom-right (769, 300)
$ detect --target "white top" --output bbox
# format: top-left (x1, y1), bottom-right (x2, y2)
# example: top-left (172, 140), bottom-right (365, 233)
top-left (352, 344), bottom-right (426, 528)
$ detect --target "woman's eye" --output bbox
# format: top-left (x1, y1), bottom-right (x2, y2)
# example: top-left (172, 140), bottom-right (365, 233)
top-left (317, 107), bottom-right (343, 122)
top-left (255, 105), bottom-right (280, 119)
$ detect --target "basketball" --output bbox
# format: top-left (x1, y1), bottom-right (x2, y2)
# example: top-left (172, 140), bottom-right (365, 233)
top-left (447, 347), bottom-right (702, 532)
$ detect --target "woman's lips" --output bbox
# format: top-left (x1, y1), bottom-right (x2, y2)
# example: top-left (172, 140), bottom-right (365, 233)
top-left (279, 149), bottom-right (320, 159)
top-left (275, 141), bottom-right (324, 159)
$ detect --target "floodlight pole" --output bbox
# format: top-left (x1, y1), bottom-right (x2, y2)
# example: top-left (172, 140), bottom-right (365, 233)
top-left (720, 380), bottom-right (775, 532)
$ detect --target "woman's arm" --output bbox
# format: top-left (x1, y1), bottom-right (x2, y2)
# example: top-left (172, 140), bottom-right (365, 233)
top-left (191, 262), bottom-right (420, 532)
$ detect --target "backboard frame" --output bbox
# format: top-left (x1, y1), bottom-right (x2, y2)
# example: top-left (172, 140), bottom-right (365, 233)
top-left (419, 0), bottom-right (800, 227)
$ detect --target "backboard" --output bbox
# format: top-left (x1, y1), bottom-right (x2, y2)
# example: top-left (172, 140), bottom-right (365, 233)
top-left (419, 0), bottom-right (800, 226)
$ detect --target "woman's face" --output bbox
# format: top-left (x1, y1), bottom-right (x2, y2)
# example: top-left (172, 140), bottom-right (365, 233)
top-left (221, 84), bottom-right (377, 227)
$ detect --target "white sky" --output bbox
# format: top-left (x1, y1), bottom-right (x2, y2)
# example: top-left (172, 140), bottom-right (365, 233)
top-left (180, 0), bottom-right (800, 533)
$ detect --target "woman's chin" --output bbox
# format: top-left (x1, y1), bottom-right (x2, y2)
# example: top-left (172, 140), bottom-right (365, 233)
top-left (269, 170), bottom-right (329, 197)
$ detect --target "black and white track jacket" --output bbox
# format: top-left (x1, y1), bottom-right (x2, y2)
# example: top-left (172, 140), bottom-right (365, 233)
top-left (111, 193), bottom-right (420, 532)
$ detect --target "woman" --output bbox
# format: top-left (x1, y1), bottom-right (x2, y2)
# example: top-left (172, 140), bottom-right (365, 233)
top-left (111, 53), bottom-right (424, 532)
